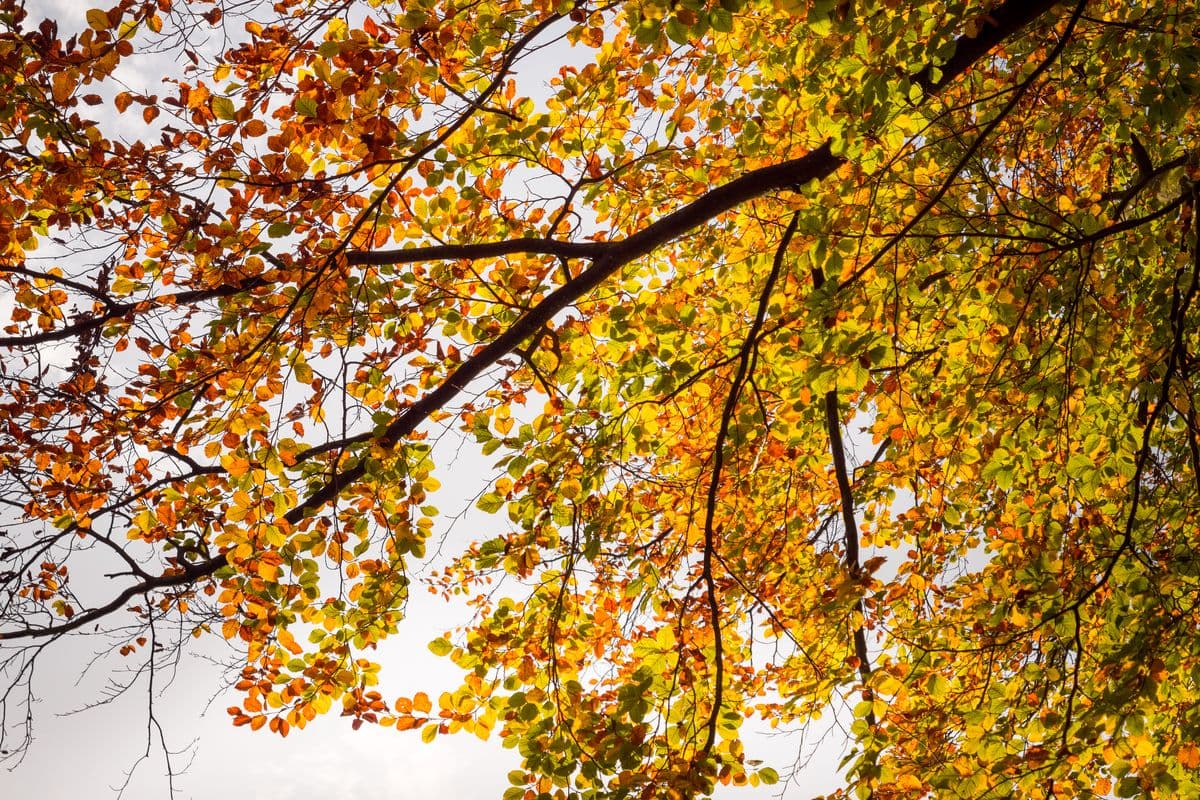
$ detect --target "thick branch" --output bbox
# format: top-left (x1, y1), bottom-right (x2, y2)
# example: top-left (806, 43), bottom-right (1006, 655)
top-left (0, 555), bottom-right (223, 641)
top-left (823, 390), bottom-right (874, 688)
top-left (348, 238), bottom-right (605, 267)
top-left (912, 0), bottom-right (1066, 92)
top-left (811, 259), bottom-right (874, 714)
top-left (696, 213), bottom-right (799, 764)
top-left (0, 277), bottom-right (269, 349)
top-left (285, 145), bottom-right (844, 522)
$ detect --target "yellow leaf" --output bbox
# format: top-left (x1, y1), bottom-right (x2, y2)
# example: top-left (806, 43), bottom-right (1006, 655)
top-left (51, 71), bottom-right (76, 104)
top-left (561, 478), bottom-right (582, 500)
top-left (86, 8), bottom-right (109, 30)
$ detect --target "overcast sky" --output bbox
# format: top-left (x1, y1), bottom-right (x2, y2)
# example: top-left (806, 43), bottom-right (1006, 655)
top-left (4, 1), bottom-right (849, 797)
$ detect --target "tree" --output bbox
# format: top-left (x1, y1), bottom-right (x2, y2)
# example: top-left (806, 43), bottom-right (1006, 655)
top-left (2, 0), bottom-right (1199, 795)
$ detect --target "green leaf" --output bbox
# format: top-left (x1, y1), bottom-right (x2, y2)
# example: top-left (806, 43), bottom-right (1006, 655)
top-left (295, 96), bottom-right (318, 117)
top-left (1065, 453), bottom-right (1093, 479)
top-left (212, 96), bottom-right (236, 121)
top-left (665, 17), bottom-right (690, 44)
top-left (477, 492), bottom-right (504, 513)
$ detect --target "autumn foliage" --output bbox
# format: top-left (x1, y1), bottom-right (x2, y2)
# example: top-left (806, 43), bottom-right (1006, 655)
top-left (2, 0), bottom-right (1200, 796)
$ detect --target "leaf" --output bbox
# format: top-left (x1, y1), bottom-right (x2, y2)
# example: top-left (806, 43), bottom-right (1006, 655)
top-left (295, 96), bottom-right (318, 117)
top-left (86, 8), bottom-right (110, 31)
top-left (212, 96), bottom-right (236, 121)
top-left (1065, 453), bottom-right (1093, 479)
top-left (665, 17), bottom-right (690, 45)
top-left (51, 71), bottom-right (76, 104)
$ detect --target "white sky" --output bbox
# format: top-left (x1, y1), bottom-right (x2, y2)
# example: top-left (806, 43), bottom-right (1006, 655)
top-left (4, 1), bottom-right (849, 797)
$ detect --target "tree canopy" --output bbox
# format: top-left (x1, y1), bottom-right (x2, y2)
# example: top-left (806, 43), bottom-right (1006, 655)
top-left (2, 0), bottom-right (1200, 796)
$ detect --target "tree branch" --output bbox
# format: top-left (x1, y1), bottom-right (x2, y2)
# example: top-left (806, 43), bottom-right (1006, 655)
top-left (347, 237), bottom-right (605, 267)
top-left (0, 0), bottom-right (1068, 644)
top-left (696, 212), bottom-right (799, 764)
top-left (912, 0), bottom-right (1067, 93)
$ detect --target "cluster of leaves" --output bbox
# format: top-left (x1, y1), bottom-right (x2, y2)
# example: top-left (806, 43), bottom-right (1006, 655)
top-left (2, 0), bottom-right (1200, 797)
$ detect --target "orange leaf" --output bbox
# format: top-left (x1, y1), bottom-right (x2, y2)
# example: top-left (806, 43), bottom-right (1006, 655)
top-left (277, 628), bottom-right (303, 655)
top-left (51, 71), bottom-right (76, 104)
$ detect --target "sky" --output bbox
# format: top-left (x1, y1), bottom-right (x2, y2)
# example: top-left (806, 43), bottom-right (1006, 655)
top-left (3, 1), bottom-right (850, 797)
